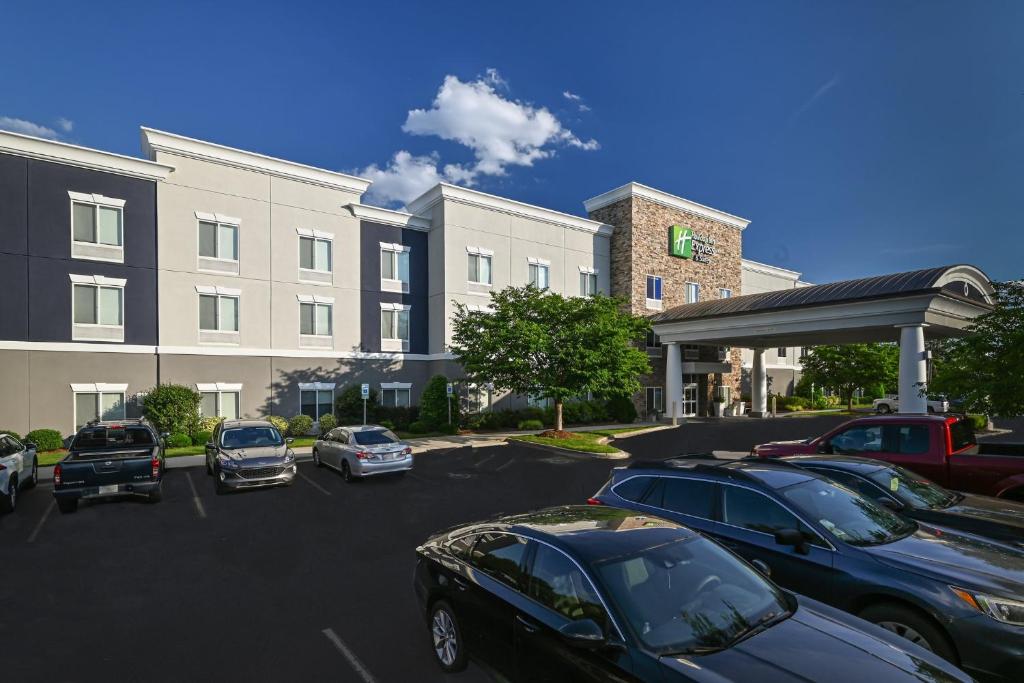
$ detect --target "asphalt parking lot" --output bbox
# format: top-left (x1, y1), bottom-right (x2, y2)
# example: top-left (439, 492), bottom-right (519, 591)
top-left (2, 413), bottom-right (1012, 682)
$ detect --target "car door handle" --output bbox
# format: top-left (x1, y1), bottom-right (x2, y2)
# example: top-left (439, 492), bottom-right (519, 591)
top-left (453, 576), bottom-right (470, 591)
top-left (516, 614), bottom-right (540, 634)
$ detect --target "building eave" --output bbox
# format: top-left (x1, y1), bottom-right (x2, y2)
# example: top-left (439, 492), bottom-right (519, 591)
top-left (0, 130), bottom-right (174, 182)
top-left (741, 258), bottom-right (803, 280)
top-left (583, 181), bottom-right (751, 230)
top-left (345, 203), bottom-right (432, 231)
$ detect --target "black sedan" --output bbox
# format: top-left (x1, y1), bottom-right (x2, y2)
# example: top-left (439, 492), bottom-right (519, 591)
top-left (413, 506), bottom-right (971, 683)
top-left (781, 454), bottom-right (1024, 548)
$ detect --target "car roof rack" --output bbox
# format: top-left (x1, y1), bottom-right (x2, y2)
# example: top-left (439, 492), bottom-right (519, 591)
top-left (627, 454), bottom-right (808, 483)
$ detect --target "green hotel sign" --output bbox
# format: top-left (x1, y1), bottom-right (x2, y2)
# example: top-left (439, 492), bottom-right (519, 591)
top-left (669, 224), bottom-right (716, 264)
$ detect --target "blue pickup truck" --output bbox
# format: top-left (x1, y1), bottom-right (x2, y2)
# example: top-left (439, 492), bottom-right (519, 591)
top-left (53, 420), bottom-right (166, 514)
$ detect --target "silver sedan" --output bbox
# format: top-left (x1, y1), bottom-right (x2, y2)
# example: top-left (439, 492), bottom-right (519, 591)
top-left (312, 425), bottom-right (413, 482)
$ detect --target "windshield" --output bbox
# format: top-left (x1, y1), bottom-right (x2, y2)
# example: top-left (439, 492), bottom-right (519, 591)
top-left (593, 537), bottom-right (790, 655)
top-left (780, 478), bottom-right (917, 546)
top-left (352, 429), bottom-right (399, 446)
top-left (866, 465), bottom-right (959, 510)
top-left (220, 427), bottom-right (284, 449)
top-left (73, 426), bottom-right (154, 450)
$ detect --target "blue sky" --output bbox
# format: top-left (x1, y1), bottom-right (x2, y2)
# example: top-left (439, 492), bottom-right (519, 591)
top-left (3, 0), bottom-right (1021, 283)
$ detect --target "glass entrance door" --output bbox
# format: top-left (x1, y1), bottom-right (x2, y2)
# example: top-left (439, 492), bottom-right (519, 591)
top-left (682, 374), bottom-right (699, 416)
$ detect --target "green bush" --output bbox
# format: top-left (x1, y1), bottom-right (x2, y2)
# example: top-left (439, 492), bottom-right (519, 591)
top-left (288, 414), bottom-right (314, 437)
top-left (606, 395), bottom-right (638, 424)
top-left (419, 375), bottom-right (455, 429)
top-left (0, 428), bottom-right (22, 442)
top-left (317, 413), bottom-right (337, 434)
top-left (377, 405), bottom-right (419, 431)
top-left (407, 420), bottom-right (431, 434)
top-left (439, 423), bottom-right (459, 435)
top-left (25, 428), bottom-right (63, 451)
top-left (267, 415), bottom-right (289, 435)
top-left (192, 430), bottom-right (212, 447)
top-left (335, 384), bottom-right (379, 425)
top-left (142, 384), bottom-right (201, 436)
top-left (379, 419), bottom-right (396, 430)
top-left (199, 415), bottom-right (223, 433)
top-left (518, 419), bottom-right (544, 430)
top-left (966, 414), bottom-right (989, 431)
top-left (167, 433), bottom-right (191, 448)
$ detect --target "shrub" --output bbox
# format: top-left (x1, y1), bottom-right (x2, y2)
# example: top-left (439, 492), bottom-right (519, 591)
top-left (192, 430), bottom-right (212, 447)
top-left (379, 419), bottom-right (396, 430)
top-left (267, 415), bottom-right (289, 435)
top-left (142, 384), bottom-right (201, 436)
top-left (317, 413), bottom-right (337, 434)
top-left (377, 405), bottom-right (419, 431)
top-left (966, 414), bottom-right (989, 431)
top-left (335, 384), bottom-right (379, 425)
top-left (606, 395), bottom-right (638, 424)
top-left (167, 433), bottom-right (192, 448)
top-left (419, 375), bottom-right (455, 429)
top-left (25, 428), bottom-right (63, 451)
top-left (518, 419), bottom-right (543, 431)
top-left (198, 415), bottom-right (224, 433)
top-left (288, 414), bottom-right (314, 437)
top-left (439, 423), bottom-right (459, 435)
top-left (0, 429), bottom-right (22, 442)
top-left (407, 420), bottom-right (430, 434)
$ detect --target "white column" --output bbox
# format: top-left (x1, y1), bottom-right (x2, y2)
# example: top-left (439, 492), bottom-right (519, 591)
top-left (751, 348), bottom-right (767, 417)
top-left (665, 342), bottom-right (683, 420)
top-left (897, 324), bottom-right (928, 414)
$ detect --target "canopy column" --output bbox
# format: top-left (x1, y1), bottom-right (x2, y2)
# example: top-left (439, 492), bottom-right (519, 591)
top-left (750, 348), bottom-right (767, 417)
top-left (665, 342), bottom-right (683, 420)
top-left (897, 324), bottom-right (928, 414)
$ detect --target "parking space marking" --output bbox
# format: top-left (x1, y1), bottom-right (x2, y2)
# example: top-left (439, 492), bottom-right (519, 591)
top-left (184, 471), bottom-right (206, 519)
top-left (495, 459), bottom-right (516, 472)
top-left (27, 499), bottom-right (55, 543)
top-left (322, 628), bottom-right (377, 683)
top-left (297, 469), bottom-right (332, 496)
top-left (474, 453), bottom-right (497, 469)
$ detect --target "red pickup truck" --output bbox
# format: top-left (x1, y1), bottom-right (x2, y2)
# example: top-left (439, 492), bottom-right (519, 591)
top-left (753, 414), bottom-right (1024, 501)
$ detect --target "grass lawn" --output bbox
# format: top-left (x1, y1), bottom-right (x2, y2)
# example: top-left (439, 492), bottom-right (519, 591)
top-left (576, 426), bottom-right (652, 437)
top-left (37, 436), bottom-right (320, 466)
top-left (509, 425), bottom-right (656, 455)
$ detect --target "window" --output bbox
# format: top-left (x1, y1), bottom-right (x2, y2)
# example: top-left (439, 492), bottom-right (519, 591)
top-left (465, 384), bottom-right (491, 413)
top-left (380, 308), bottom-right (410, 341)
top-left (73, 199), bottom-right (122, 246)
top-left (806, 467), bottom-right (883, 500)
top-left (579, 271), bottom-right (598, 296)
top-left (380, 384), bottom-right (412, 408)
top-left (721, 486), bottom-right (808, 538)
top-left (527, 543), bottom-right (607, 626)
top-left (74, 391), bottom-right (126, 429)
top-left (527, 395), bottom-right (553, 409)
top-left (300, 302), bottom-right (332, 336)
top-left (300, 388), bottom-right (334, 421)
top-left (73, 283), bottom-right (123, 326)
top-left (470, 533), bottom-right (529, 589)
top-left (645, 330), bottom-right (662, 355)
top-left (380, 244), bottom-right (411, 290)
top-left (643, 477), bottom-right (716, 519)
top-left (645, 387), bottom-right (663, 414)
top-left (646, 275), bottom-right (663, 309)
top-left (299, 235), bottom-right (332, 272)
top-left (447, 533), bottom-right (478, 561)
top-left (198, 220), bottom-right (238, 261)
top-left (468, 253), bottom-right (492, 284)
top-left (613, 476), bottom-right (655, 503)
top-left (200, 391), bottom-right (240, 420)
top-left (199, 294), bottom-right (239, 332)
top-left (799, 347), bottom-right (809, 359)
top-left (528, 261), bottom-right (550, 289)
top-left (777, 347), bottom-right (788, 358)
top-left (719, 288), bottom-right (732, 299)
top-left (685, 282), bottom-right (700, 304)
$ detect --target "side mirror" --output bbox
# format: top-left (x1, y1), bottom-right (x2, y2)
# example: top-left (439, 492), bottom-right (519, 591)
top-left (774, 528), bottom-right (809, 555)
top-left (750, 559), bottom-right (772, 578)
top-left (24, 441), bottom-right (37, 451)
top-left (286, 437), bottom-right (294, 444)
top-left (558, 619), bottom-right (606, 649)
top-left (876, 496), bottom-right (901, 511)
top-left (161, 432), bottom-right (170, 439)
top-left (206, 441), bottom-right (215, 449)
top-left (816, 441), bottom-right (833, 455)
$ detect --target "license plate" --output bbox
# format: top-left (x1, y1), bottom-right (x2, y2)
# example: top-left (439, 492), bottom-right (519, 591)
top-left (99, 484), bottom-right (118, 495)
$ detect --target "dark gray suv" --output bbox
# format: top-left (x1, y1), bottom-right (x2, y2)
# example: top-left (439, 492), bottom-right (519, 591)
top-left (205, 419), bottom-right (296, 494)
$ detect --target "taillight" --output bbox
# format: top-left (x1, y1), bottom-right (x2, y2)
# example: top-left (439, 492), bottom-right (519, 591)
top-left (403, 447), bottom-right (412, 455)
top-left (356, 451), bottom-right (371, 460)
top-left (54, 463), bottom-right (62, 486)
top-left (0, 463), bottom-right (6, 471)
top-left (586, 497), bottom-right (604, 506)
top-left (151, 455), bottom-right (160, 479)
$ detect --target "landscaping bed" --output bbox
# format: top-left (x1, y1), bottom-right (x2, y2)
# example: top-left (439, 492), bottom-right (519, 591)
top-left (508, 426), bottom-right (652, 455)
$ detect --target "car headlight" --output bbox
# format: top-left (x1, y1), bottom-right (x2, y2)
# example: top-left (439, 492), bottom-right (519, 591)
top-left (216, 454), bottom-right (238, 469)
top-left (284, 450), bottom-right (295, 462)
top-left (952, 587), bottom-right (1024, 626)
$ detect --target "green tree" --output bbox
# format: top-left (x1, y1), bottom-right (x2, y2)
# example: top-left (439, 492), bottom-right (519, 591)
top-left (450, 286), bottom-right (651, 432)
top-left (419, 375), bottom-right (455, 428)
top-left (930, 280), bottom-right (1024, 417)
top-left (142, 384), bottom-right (201, 436)
top-left (799, 343), bottom-right (898, 411)
top-left (334, 384), bottom-right (379, 425)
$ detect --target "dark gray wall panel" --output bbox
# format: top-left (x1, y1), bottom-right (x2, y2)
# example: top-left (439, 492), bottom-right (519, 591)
top-left (0, 153), bottom-right (28, 255)
top-left (0, 253), bottom-right (28, 339)
top-left (358, 221), bottom-right (428, 353)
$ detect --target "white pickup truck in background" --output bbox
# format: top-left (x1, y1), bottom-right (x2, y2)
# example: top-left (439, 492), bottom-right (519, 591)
top-left (872, 394), bottom-right (949, 414)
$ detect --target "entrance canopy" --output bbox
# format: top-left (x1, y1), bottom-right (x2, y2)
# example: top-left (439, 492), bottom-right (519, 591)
top-left (650, 265), bottom-right (994, 417)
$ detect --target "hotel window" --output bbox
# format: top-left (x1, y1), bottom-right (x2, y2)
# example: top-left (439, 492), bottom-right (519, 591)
top-left (527, 395), bottom-right (553, 409)
top-left (528, 258), bottom-right (550, 289)
top-left (300, 385), bottom-right (335, 421)
top-left (646, 330), bottom-right (662, 355)
top-left (380, 303), bottom-right (410, 351)
top-left (300, 301), bottom-right (333, 337)
top-left (198, 220), bottom-right (238, 261)
top-left (579, 269), bottom-right (598, 296)
top-left (199, 293), bottom-right (239, 332)
top-left (683, 344), bottom-right (700, 361)
top-left (380, 242), bottom-right (411, 293)
top-left (73, 387), bottom-right (127, 430)
top-left (465, 384), bottom-right (492, 413)
top-left (380, 383), bottom-right (412, 408)
top-left (800, 347), bottom-right (809, 359)
top-left (685, 282), bottom-right (700, 304)
top-left (199, 388), bottom-right (240, 420)
top-left (70, 275), bottom-right (125, 342)
top-left (777, 347), bottom-right (788, 358)
top-left (645, 387), bottom-right (664, 414)
top-left (467, 246), bottom-right (493, 286)
top-left (70, 192), bottom-right (124, 262)
top-left (297, 228), bottom-right (334, 283)
top-left (719, 288), bottom-right (732, 299)
top-left (646, 275), bottom-right (663, 310)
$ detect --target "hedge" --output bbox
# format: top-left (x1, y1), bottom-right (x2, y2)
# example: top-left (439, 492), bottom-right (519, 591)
top-left (142, 384), bottom-right (201, 436)
top-left (267, 415), bottom-right (289, 435)
top-left (317, 413), bottom-right (337, 434)
top-left (966, 414), bottom-right (989, 431)
top-left (517, 419), bottom-right (544, 431)
top-left (167, 433), bottom-right (192, 448)
top-left (288, 414), bottom-right (314, 437)
top-left (25, 429), bottom-right (63, 451)
top-left (192, 430), bottom-right (212, 447)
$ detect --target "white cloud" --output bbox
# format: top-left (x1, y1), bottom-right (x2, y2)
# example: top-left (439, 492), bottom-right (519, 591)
top-left (578, 104), bottom-right (592, 113)
top-left (360, 151), bottom-right (447, 207)
top-left (484, 68), bottom-right (507, 90)
top-left (56, 117), bottom-right (74, 133)
top-left (562, 90), bottom-right (582, 101)
top-left (0, 116), bottom-right (61, 139)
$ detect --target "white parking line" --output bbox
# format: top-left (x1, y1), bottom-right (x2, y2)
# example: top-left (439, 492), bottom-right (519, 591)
top-left (184, 471), bottom-right (206, 519)
top-left (322, 627), bottom-right (377, 683)
top-left (27, 500), bottom-right (55, 543)
top-left (474, 453), bottom-right (497, 469)
top-left (496, 459), bottom-right (516, 472)
top-left (297, 469), bottom-right (331, 496)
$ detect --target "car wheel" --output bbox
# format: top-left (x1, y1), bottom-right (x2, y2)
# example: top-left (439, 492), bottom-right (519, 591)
top-left (57, 498), bottom-right (78, 514)
top-left (876, 404), bottom-right (891, 414)
top-left (214, 469), bottom-right (227, 495)
top-left (312, 449), bottom-right (322, 468)
top-left (205, 457), bottom-right (212, 476)
top-left (860, 604), bottom-right (957, 663)
top-left (430, 600), bottom-right (467, 673)
top-left (0, 476), bottom-right (16, 513)
top-left (25, 457), bottom-right (38, 489)
top-left (341, 460), bottom-right (354, 483)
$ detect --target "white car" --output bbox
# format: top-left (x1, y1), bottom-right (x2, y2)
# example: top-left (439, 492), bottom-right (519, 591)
top-left (312, 425), bottom-right (413, 482)
top-left (1, 433), bottom-right (38, 513)
top-left (872, 395), bottom-right (949, 414)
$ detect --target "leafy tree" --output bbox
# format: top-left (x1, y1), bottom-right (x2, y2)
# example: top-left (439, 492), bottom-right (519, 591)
top-left (930, 280), bottom-right (1024, 417)
top-left (799, 343), bottom-right (898, 411)
top-left (335, 384), bottom-right (379, 425)
top-left (450, 285), bottom-right (651, 432)
top-left (142, 384), bottom-right (201, 436)
top-left (419, 375), bottom-right (456, 428)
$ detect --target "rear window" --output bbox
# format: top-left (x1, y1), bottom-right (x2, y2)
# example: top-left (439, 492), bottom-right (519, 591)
top-left (73, 426), bottom-right (155, 449)
top-left (949, 419), bottom-right (976, 452)
top-left (352, 429), bottom-right (399, 446)
top-left (613, 475), bottom-right (654, 502)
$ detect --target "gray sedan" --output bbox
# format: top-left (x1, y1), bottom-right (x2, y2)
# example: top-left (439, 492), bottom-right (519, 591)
top-left (312, 425), bottom-right (413, 482)
top-left (205, 419), bottom-right (297, 494)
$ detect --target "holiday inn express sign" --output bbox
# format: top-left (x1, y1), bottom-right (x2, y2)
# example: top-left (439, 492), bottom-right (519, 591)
top-left (669, 224), bottom-right (716, 263)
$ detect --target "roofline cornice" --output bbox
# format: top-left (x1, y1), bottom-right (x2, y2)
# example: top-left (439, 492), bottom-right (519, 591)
top-left (583, 181), bottom-right (751, 230)
top-left (140, 127), bottom-right (372, 194)
top-left (0, 130), bottom-right (174, 182)
top-left (741, 258), bottom-right (803, 280)
top-left (345, 203), bottom-right (432, 231)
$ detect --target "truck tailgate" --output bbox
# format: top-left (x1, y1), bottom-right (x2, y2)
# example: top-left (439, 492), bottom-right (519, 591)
top-left (61, 450), bottom-right (155, 487)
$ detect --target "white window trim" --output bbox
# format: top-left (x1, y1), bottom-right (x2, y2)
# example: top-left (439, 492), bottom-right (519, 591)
top-left (196, 210), bottom-right (241, 225)
top-left (299, 384), bottom-right (335, 421)
top-left (467, 252), bottom-right (493, 286)
top-left (69, 191), bottom-right (126, 208)
top-left (578, 265), bottom-right (598, 274)
top-left (379, 384), bottom-right (412, 407)
top-left (69, 276), bottom-right (125, 336)
top-left (527, 260), bottom-right (550, 289)
top-left (297, 227), bottom-right (335, 240)
top-left (719, 288), bottom-right (733, 299)
top-left (197, 289), bottom-right (240, 333)
top-left (380, 382), bottom-right (412, 390)
top-left (645, 386), bottom-right (664, 413)
top-left (196, 285), bottom-right (242, 296)
top-left (466, 245), bottom-right (494, 256)
top-left (69, 193), bottom-right (125, 262)
top-left (299, 300), bottom-right (334, 337)
top-left (645, 274), bottom-right (663, 310)
top-left (380, 305), bottom-right (411, 351)
top-left (466, 304), bottom-right (493, 313)
top-left (298, 232), bottom-right (334, 276)
top-left (527, 256), bottom-right (551, 266)
top-left (195, 212), bottom-right (240, 265)
top-left (71, 384), bottom-right (128, 431)
top-left (296, 293), bottom-right (335, 304)
top-left (379, 302), bottom-right (412, 312)
top-left (197, 384), bottom-right (242, 419)
top-left (685, 281), bottom-right (701, 304)
top-left (380, 243), bottom-right (411, 293)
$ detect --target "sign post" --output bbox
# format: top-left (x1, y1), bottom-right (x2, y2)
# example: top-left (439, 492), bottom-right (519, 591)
top-left (446, 383), bottom-right (453, 425)
top-left (361, 383), bottom-right (370, 425)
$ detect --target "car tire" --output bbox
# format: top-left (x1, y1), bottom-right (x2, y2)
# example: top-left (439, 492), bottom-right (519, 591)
top-left (57, 498), bottom-right (78, 514)
top-left (205, 457), bottom-right (212, 476)
top-left (214, 470), bottom-right (227, 495)
top-left (25, 456), bottom-right (38, 489)
top-left (341, 460), bottom-right (357, 483)
top-left (1, 476), bottom-right (16, 513)
top-left (148, 486), bottom-right (163, 504)
top-left (429, 600), bottom-right (468, 673)
top-left (860, 603), bottom-right (957, 663)
top-left (313, 449), bottom-right (322, 468)
top-left (876, 404), bottom-right (891, 414)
